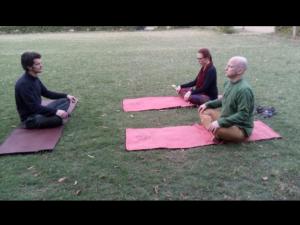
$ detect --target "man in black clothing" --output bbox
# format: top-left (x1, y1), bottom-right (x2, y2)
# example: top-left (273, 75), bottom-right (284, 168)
top-left (15, 51), bottom-right (77, 129)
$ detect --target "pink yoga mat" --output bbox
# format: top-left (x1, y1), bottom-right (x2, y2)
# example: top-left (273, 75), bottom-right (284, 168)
top-left (0, 99), bottom-right (78, 155)
top-left (126, 120), bottom-right (282, 151)
top-left (123, 96), bottom-right (194, 112)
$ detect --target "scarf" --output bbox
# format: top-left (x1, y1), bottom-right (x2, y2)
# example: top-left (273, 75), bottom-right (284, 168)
top-left (195, 62), bottom-right (213, 89)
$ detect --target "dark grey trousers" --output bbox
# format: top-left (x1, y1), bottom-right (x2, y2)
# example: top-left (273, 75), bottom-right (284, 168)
top-left (24, 98), bottom-right (70, 129)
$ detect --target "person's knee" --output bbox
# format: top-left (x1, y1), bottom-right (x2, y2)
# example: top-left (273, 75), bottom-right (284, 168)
top-left (25, 115), bottom-right (43, 129)
top-left (189, 95), bottom-right (207, 105)
top-left (56, 98), bottom-right (70, 111)
top-left (215, 128), bottom-right (246, 143)
top-left (39, 116), bottom-right (63, 128)
top-left (57, 98), bottom-right (69, 105)
top-left (24, 117), bottom-right (38, 129)
top-left (201, 108), bottom-right (215, 117)
top-left (25, 115), bottom-right (63, 129)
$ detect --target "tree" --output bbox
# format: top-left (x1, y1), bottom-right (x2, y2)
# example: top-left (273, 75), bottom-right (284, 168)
top-left (292, 26), bottom-right (297, 39)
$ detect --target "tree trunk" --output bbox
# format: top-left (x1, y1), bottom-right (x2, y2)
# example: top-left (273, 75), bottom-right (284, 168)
top-left (292, 26), bottom-right (297, 38)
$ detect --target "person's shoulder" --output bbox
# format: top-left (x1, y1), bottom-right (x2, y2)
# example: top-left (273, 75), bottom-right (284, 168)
top-left (16, 73), bottom-right (35, 88)
top-left (241, 79), bottom-right (253, 89)
top-left (15, 73), bottom-right (26, 85)
top-left (207, 65), bottom-right (217, 73)
top-left (209, 64), bottom-right (216, 70)
top-left (224, 79), bottom-right (229, 85)
top-left (238, 80), bottom-right (254, 95)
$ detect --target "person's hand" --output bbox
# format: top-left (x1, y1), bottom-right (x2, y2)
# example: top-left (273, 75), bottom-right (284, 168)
top-left (56, 109), bottom-right (69, 119)
top-left (183, 91), bottom-right (191, 101)
top-left (175, 86), bottom-right (181, 93)
top-left (208, 120), bottom-right (220, 133)
top-left (198, 103), bottom-right (207, 113)
top-left (67, 95), bottom-right (78, 103)
top-left (172, 84), bottom-right (181, 93)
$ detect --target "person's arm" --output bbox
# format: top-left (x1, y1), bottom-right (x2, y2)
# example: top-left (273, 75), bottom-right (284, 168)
top-left (191, 68), bottom-right (216, 95)
top-left (218, 88), bottom-right (253, 127)
top-left (180, 77), bottom-right (197, 88)
top-left (205, 98), bottom-right (222, 109)
top-left (40, 80), bottom-right (67, 99)
top-left (19, 83), bottom-right (57, 116)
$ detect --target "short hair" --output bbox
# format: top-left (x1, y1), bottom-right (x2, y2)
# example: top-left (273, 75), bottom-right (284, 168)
top-left (231, 56), bottom-right (248, 71)
top-left (198, 48), bottom-right (213, 63)
top-left (21, 51), bottom-right (41, 71)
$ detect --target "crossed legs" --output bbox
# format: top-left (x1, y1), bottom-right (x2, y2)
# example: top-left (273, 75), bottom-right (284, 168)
top-left (199, 108), bottom-right (246, 142)
top-left (178, 88), bottom-right (211, 105)
top-left (24, 98), bottom-right (70, 129)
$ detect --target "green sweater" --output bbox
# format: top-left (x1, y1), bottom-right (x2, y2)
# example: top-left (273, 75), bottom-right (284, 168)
top-left (205, 78), bottom-right (254, 137)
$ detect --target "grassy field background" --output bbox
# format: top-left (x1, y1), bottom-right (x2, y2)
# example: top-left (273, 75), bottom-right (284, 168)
top-left (0, 28), bottom-right (299, 200)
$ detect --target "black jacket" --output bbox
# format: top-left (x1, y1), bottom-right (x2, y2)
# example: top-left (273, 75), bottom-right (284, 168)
top-left (180, 65), bottom-right (218, 100)
top-left (15, 73), bottom-right (67, 121)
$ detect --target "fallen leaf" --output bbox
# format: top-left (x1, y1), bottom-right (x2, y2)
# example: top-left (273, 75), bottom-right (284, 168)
top-left (74, 180), bottom-right (78, 185)
top-left (130, 114), bottom-right (134, 118)
top-left (27, 166), bottom-right (34, 170)
top-left (180, 192), bottom-right (188, 199)
top-left (262, 176), bottom-right (268, 181)
top-left (279, 183), bottom-right (286, 191)
top-left (58, 177), bottom-right (67, 183)
top-left (75, 190), bottom-right (81, 195)
top-left (271, 170), bottom-right (280, 177)
top-left (224, 195), bottom-right (233, 200)
top-left (87, 154), bottom-right (95, 158)
top-left (153, 185), bottom-right (159, 194)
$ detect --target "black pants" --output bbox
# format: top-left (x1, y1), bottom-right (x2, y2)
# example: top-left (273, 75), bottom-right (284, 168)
top-left (24, 98), bottom-right (70, 129)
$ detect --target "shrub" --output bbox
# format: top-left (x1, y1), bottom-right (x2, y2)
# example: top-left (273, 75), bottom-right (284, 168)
top-left (217, 26), bottom-right (235, 34)
top-left (0, 26), bottom-right (143, 34)
top-left (275, 26), bottom-right (300, 36)
top-left (0, 26), bottom-right (196, 34)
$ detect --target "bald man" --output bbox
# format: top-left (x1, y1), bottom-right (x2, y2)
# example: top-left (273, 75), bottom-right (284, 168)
top-left (198, 56), bottom-right (254, 143)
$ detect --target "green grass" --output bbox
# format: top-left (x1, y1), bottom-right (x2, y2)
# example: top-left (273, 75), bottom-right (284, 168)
top-left (0, 28), bottom-right (299, 200)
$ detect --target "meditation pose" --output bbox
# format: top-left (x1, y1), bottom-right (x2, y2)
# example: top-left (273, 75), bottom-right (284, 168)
top-left (198, 56), bottom-right (254, 143)
top-left (173, 48), bottom-right (218, 105)
top-left (15, 51), bottom-right (77, 129)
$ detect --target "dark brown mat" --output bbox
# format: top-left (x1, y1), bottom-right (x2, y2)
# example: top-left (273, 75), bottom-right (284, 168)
top-left (0, 99), bottom-right (78, 155)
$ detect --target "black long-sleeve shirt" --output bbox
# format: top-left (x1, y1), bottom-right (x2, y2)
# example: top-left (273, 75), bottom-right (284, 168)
top-left (15, 73), bottom-right (67, 121)
top-left (180, 65), bottom-right (218, 100)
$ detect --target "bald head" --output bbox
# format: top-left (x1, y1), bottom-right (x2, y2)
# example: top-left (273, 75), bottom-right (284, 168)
top-left (229, 56), bottom-right (248, 74)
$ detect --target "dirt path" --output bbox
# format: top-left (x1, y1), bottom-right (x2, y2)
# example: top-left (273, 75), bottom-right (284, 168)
top-left (234, 26), bottom-right (275, 34)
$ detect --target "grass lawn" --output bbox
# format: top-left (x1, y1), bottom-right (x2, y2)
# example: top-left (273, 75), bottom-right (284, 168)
top-left (0, 28), bottom-right (299, 200)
